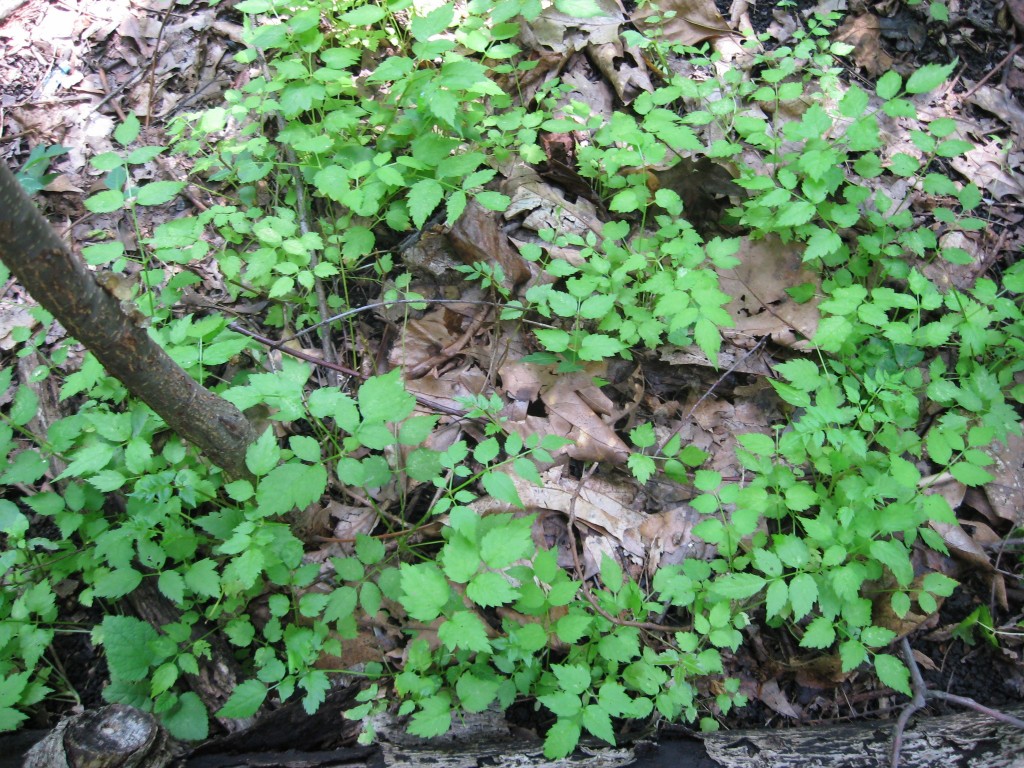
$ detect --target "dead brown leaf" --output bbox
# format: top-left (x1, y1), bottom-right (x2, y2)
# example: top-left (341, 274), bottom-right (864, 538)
top-left (985, 430), bottom-right (1024, 526)
top-left (633, 0), bottom-right (733, 47)
top-left (835, 14), bottom-right (894, 77)
top-left (718, 235), bottom-right (821, 348)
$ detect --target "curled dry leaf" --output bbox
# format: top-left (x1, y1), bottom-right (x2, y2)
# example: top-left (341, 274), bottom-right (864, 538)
top-left (639, 505), bottom-right (714, 573)
top-left (503, 164), bottom-right (605, 242)
top-left (0, 301), bottom-right (36, 351)
top-left (449, 199), bottom-right (532, 290)
top-left (967, 85), bottom-right (1024, 140)
top-left (950, 140), bottom-right (1024, 200)
top-left (498, 361), bottom-right (630, 464)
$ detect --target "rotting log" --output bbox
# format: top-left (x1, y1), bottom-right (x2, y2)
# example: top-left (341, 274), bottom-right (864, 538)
top-left (0, 163), bottom-right (256, 478)
top-left (11, 703), bottom-right (1024, 768)
top-left (699, 704), bottom-right (1024, 768)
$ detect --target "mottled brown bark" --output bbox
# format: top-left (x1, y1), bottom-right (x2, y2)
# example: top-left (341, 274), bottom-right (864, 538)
top-left (0, 163), bottom-right (255, 478)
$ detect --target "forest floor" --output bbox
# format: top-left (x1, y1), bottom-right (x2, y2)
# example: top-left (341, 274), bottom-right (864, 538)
top-left (2, 0), bottom-right (1024, 760)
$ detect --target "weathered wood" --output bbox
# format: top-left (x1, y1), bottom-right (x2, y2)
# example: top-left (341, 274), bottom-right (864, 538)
top-left (701, 705), bottom-right (1024, 768)
top-left (22, 704), bottom-right (175, 768)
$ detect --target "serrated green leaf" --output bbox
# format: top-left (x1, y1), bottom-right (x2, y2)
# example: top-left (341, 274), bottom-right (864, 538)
top-left (217, 680), bottom-right (267, 719)
top-left (438, 611), bottom-right (492, 653)
top-left (99, 615), bottom-right (158, 682)
top-left (408, 178), bottom-right (444, 229)
top-left (467, 571), bottom-right (518, 607)
top-left (135, 181), bottom-right (185, 206)
top-left (246, 428), bottom-right (280, 476)
top-left (800, 616), bottom-right (836, 649)
top-left (481, 470), bottom-right (523, 508)
top-left (905, 60), bottom-right (956, 94)
top-left (874, 653), bottom-right (911, 695)
top-left (544, 718), bottom-right (582, 759)
top-left (399, 563), bottom-right (451, 621)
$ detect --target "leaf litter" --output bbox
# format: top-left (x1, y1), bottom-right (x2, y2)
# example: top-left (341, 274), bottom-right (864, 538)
top-left (3, 0), bottom-right (1024, 746)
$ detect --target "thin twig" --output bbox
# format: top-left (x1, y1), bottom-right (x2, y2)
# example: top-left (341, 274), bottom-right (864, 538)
top-left (957, 43), bottom-right (1024, 103)
top-left (891, 636), bottom-right (1024, 768)
top-left (277, 298), bottom-right (506, 344)
top-left (230, 322), bottom-right (468, 418)
top-left (145, 0), bottom-right (178, 127)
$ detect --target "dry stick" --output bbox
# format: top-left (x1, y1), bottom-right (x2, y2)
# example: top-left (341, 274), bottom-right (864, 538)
top-left (277, 297), bottom-right (506, 344)
top-left (957, 43), bottom-right (1024, 103)
top-left (566, 463), bottom-right (690, 635)
top-left (891, 637), bottom-right (1024, 768)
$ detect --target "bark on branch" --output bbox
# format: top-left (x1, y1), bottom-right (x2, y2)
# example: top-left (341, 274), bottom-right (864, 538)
top-left (0, 163), bottom-right (255, 477)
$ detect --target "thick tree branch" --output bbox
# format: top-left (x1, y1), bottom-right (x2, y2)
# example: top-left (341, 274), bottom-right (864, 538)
top-left (0, 163), bottom-right (256, 477)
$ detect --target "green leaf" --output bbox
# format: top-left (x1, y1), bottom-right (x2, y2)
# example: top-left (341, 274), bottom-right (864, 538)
top-left (627, 453), bottom-right (656, 484)
top-left (552, 663), bottom-right (591, 695)
top-left (544, 718), bottom-right (582, 759)
top-left (481, 470), bottom-right (524, 508)
top-left (949, 461), bottom-right (993, 487)
top-left (582, 704), bottom-right (615, 744)
top-left (114, 112), bottom-right (141, 145)
top-left (876, 71), bottom-right (902, 100)
top-left (578, 334), bottom-right (625, 361)
top-left (359, 369), bottom-right (415, 423)
top-left (408, 178), bottom-right (445, 229)
top-left (480, 518), bottom-right (534, 568)
top-left (556, 613), bottom-right (592, 644)
top-left (399, 563), bottom-right (451, 621)
top-left (256, 462), bottom-right (327, 516)
top-left (869, 539), bottom-right (914, 585)
top-left (438, 611), bottom-right (491, 653)
top-left (93, 568), bottom-right (143, 599)
top-left (467, 571), bottom-right (518, 607)
top-left (163, 692), bottom-right (209, 741)
top-left (99, 615), bottom-right (158, 682)
top-left (710, 572), bottom-right (766, 599)
top-left (340, 4), bottom-right (386, 24)
top-left (84, 189), bottom-right (126, 213)
top-left (475, 190), bottom-right (510, 211)
top-left (246, 428), bottom-right (280, 476)
top-left (217, 680), bottom-right (267, 719)
top-left (905, 60), bottom-right (956, 95)
top-left (135, 181), bottom-right (185, 206)
top-left (874, 653), bottom-right (911, 695)
top-left (456, 673), bottom-right (500, 713)
top-left (184, 558), bottom-right (221, 599)
top-left (800, 616), bottom-right (836, 649)
top-left (408, 694), bottom-right (452, 738)
top-left (788, 573), bottom-right (817, 620)
top-left (839, 639), bottom-right (868, 672)
top-left (156, 571), bottom-right (185, 604)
